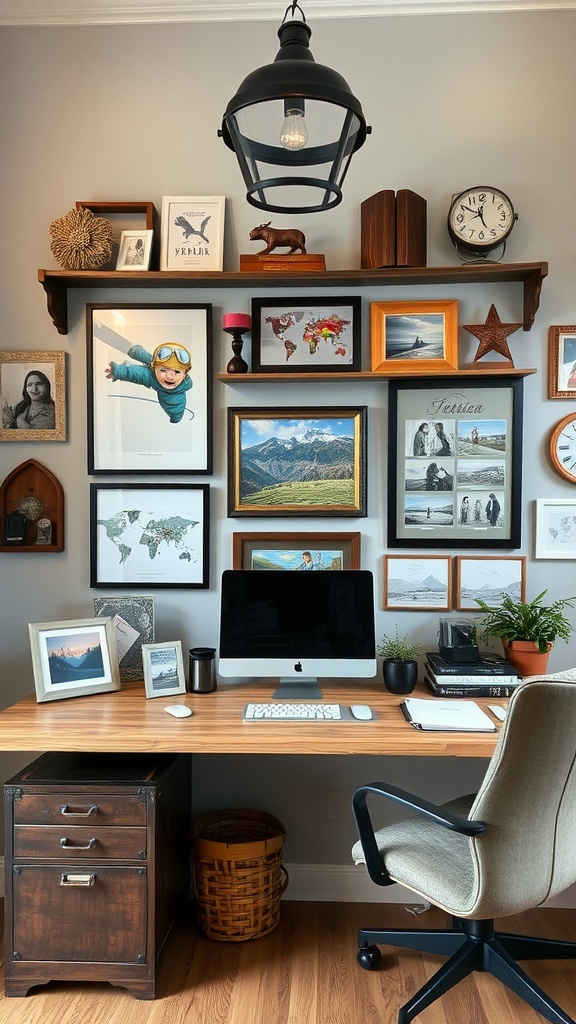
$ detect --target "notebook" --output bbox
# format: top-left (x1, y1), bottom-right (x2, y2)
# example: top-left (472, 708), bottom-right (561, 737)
top-left (401, 697), bottom-right (497, 732)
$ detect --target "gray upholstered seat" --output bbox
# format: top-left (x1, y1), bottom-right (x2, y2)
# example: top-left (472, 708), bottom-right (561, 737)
top-left (352, 674), bottom-right (576, 1024)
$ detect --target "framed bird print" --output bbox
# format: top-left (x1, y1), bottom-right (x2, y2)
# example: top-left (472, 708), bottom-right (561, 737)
top-left (160, 196), bottom-right (225, 271)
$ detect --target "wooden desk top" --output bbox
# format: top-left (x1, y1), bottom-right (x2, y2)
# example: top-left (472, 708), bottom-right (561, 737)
top-left (0, 681), bottom-right (501, 758)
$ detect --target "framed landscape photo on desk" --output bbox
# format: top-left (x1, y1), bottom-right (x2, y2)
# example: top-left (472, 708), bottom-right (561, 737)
top-left (388, 377), bottom-right (523, 548)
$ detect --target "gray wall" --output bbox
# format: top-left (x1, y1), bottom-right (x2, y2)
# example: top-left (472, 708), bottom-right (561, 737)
top-left (1, 11), bottom-right (575, 864)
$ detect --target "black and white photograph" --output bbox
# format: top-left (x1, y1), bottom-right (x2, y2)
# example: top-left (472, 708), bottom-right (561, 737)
top-left (0, 351), bottom-right (66, 441)
top-left (455, 556), bottom-right (526, 610)
top-left (384, 555), bottom-right (452, 610)
top-left (142, 640), bottom-right (185, 698)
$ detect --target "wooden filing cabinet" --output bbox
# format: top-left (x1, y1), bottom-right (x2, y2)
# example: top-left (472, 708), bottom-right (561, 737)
top-left (4, 751), bottom-right (191, 999)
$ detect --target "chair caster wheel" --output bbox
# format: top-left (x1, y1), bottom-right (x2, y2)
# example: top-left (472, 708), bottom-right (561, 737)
top-left (357, 944), bottom-right (381, 970)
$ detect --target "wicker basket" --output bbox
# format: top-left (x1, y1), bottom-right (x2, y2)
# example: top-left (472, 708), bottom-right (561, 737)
top-left (192, 808), bottom-right (288, 941)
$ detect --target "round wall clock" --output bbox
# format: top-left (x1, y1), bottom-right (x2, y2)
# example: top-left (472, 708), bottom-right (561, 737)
top-left (549, 412), bottom-right (576, 483)
top-left (447, 186), bottom-right (517, 259)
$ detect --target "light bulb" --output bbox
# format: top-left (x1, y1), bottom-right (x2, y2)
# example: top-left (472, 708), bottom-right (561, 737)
top-left (280, 108), bottom-right (308, 151)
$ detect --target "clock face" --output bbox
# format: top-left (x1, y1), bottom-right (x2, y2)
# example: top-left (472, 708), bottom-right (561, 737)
top-left (448, 186), bottom-right (515, 253)
top-left (550, 413), bottom-right (576, 483)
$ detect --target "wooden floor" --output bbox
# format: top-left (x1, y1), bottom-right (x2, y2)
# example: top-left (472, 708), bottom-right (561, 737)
top-left (0, 901), bottom-right (575, 1024)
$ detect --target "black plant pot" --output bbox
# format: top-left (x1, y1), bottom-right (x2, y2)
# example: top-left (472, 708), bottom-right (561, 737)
top-left (382, 659), bottom-right (418, 694)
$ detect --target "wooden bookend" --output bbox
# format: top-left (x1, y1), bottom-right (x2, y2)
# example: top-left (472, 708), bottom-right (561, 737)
top-left (360, 190), bottom-right (396, 269)
top-left (396, 189), bottom-right (427, 267)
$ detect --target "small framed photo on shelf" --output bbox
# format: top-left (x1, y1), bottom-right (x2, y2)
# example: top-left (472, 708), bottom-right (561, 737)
top-left (90, 483), bottom-right (210, 589)
top-left (142, 641), bottom-right (186, 699)
top-left (387, 376), bottom-right (523, 549)
top-left (233, 531), bottom-right (361, 570)
top-left (455, 555), bottom-right (526, 611)
top-left (228, 407), bottom-right (367, 517)
top-left (370, 300), bottom-right (459, 375)
top-left (383, 554), bottom-right (452, 610)
top-left (0, 351), bottom-right (66, 441)
top-left (535, 499), bottom-right (576, 559)
top-left (116, 230), bottom-right (153, 270)
top-left (251, 296), bottom-right (361, 373)
top-left (28, 617), bottom-right (121, 703)
top-left (87, 303), bottom-right (211, 474)
top-left (548, 325), bottom-right (576, 398)
top-left (160, 195), bottom-right (225, 271)
top-left (93, 595), bottom-right (155, 683)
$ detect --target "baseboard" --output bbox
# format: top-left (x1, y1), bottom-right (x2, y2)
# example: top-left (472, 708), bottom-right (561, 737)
top-left (281, 862), bottom-right (576, 909)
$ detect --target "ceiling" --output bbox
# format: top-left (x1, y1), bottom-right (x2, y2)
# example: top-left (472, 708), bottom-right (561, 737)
top-left (0, 0), bottom-right (574, 26)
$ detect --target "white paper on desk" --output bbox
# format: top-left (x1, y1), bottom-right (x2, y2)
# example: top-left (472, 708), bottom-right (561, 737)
top-left (402, 697), bottom-right (497, 732)
top-left (111, 614), bottom-right (140, 662)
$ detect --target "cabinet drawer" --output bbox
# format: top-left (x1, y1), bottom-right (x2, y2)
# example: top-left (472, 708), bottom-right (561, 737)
top-left (13, 792), bottom-right (147, 826)
top-left (11, 864), bottom-right (147, 965)
top-left (14, 825), bottom-right (147, 860)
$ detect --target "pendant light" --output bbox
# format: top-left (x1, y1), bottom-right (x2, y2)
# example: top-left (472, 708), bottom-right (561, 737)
top-left (219, 2), bottom-right (371, 214)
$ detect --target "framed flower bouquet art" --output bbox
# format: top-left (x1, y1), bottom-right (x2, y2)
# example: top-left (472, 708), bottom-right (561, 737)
top-left (387, 377), bottom-right (523, 548)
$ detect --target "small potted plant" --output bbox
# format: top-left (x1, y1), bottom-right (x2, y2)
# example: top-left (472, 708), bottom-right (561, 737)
top-left (378, 629), bottom-right (420, 694)
top-left (475, 589), bottom-right (576, 676)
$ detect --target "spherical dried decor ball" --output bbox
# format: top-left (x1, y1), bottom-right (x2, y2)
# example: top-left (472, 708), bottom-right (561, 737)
top-left (49, 207), bottom-right (114, 270)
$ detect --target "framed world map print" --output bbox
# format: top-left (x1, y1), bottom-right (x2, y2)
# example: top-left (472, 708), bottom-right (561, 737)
top-left (90, 483), bottom-right (209, 588)
top-left (251, 296), bottom-right (361, 373)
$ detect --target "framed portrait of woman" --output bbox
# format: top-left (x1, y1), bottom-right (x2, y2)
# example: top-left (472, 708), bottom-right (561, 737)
top-left (0, 351), bottom-right (66, 441)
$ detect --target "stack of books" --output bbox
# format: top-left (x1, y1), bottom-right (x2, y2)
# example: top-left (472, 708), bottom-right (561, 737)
top-left (424, 652), bottom-right (522, 698)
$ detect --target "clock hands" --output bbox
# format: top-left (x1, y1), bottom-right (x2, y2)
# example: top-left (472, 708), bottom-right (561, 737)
top-left (461, 203), bottom-right (488, 228)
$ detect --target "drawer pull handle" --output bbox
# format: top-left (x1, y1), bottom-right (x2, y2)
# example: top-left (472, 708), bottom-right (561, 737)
top-left (60, 873), bottom-right (96, 887)
top-left (59, 836), bottom-right (97, 850)
top-left (60, 803), bottom-right (98, 817)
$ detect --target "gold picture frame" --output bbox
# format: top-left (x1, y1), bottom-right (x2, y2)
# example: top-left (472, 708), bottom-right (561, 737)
top-left (0, 351), bottom-right (66, 441)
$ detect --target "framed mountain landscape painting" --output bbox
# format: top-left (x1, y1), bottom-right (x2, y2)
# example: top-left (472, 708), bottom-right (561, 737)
top-left (227, 407), bottom-right (367, 517)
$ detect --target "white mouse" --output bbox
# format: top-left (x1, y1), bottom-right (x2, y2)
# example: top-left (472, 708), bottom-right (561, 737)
top-left (350, 704), bottom-right (373, 721)
top-left (164, 705), bottom-right (192, 718)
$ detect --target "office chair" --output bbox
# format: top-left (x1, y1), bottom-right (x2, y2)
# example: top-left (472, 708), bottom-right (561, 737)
top-left (352, 674), bottom-right (576, 1024)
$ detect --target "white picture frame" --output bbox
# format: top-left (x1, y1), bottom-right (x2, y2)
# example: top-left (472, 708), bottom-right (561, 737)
top-left (116, 229), bottom-right (153, 271)
top-left (535, 499), bottom-right (576, 559)
top-left (160, 195), bottom-right (225, 271)
top-left (142, 640), bottom-right (186, 698)
top-left (28, 617), bottom-right (121, 703)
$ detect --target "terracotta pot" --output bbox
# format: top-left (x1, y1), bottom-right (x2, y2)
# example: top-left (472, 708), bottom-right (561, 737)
top-left (382, 659), bottom-right (418, 694)
top-left (502, 639), bottom-right (552, 677)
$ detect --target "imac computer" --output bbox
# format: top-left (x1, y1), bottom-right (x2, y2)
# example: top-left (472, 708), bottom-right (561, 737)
top-left (218, 569), bottom-right (377, 699)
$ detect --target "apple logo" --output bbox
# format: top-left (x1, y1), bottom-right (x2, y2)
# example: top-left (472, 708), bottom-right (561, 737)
top-left (294, 662), bottom-right (303, 673)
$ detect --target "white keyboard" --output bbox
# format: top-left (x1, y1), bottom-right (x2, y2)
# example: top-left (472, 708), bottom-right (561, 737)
top-left (244, 702), bottom-right (342, 721)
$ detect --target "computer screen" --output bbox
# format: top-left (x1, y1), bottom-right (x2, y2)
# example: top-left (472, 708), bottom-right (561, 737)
top-left (218, 569), bottom-right (377, 699)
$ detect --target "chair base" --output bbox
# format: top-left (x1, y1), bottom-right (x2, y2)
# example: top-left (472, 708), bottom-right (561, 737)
top-left (358, 917), bottom-right (576, 1024)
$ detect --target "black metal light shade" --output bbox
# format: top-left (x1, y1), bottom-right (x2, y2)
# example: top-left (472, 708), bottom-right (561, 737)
top-left (219, 3), bottom-right (370, 214)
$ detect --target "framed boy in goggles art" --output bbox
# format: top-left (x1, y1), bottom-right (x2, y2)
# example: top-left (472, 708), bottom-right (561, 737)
top-left (87, 304), bottom-right (212, 473)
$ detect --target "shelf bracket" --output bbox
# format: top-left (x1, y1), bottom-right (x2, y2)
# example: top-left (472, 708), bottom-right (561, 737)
top-left (38, 270), bottom-right (68, 335)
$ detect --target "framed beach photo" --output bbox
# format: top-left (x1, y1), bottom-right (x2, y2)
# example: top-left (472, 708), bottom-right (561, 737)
top-left (116, 229), bottom-right (153, 270)
top-left (251, 296), bottom-right (361, 373)
top-left (370, 300), bottom-right (459, 374)
top-left (388, 376), bottom-right (523, 548)
top-left (90, 483), bottom-right (210, 589)
top-left (0, 351), bottom-right (66, 441)
top-left (384, 555), bottom-right (452, 610)
top-left (548, 325), bottom-right (576, 398)
top-left (160, 195), bottom-right (225, 271)
top-left (93, 595), bottom-right (155, 682)
top-left (232, 531), bottom-right (361, 570)
top-left (142, 641), bottom-right (186, 699)
top-left (535, 499), bottom-right (576, 559)
top-left (87, 304), bottom-right (211, 473)
top-left (28, 617), bottom-right (121, 703)
top-left (455, 555), bottom-right (526, 611)
top-left (228, 407), bottom-right (367, 517)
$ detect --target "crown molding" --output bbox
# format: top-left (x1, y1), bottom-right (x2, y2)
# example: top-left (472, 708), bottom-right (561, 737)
top-left (0, 1), bottom-right (574, 27)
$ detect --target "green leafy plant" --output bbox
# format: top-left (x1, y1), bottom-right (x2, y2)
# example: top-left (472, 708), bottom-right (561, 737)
top-left (377, 629), bottom-right (420, 662)
top-left (475, 590), bottom-right (576, 654)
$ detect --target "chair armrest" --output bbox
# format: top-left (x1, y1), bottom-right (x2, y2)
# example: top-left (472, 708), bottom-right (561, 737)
top-left (352, 782), bottom-right (486, 887)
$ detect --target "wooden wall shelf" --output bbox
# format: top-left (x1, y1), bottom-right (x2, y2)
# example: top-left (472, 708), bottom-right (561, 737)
top-left (216, 368), bottom-right (537, 384)
top-left (38, 262), bottom-right (548, 336)
top-left (0, 459), bottom-right (64, 552)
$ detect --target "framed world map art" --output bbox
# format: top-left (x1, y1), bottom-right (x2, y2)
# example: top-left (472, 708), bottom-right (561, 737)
top-left (90, 483), bottom-right (210, 588)
top-left (251, 296), bottom-right (361, 373)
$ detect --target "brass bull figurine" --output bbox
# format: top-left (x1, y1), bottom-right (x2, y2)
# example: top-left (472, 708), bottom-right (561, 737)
top-left (249, 222), bottom-right (307, 255)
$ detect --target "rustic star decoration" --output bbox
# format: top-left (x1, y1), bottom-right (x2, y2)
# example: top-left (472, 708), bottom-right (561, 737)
top-left (463, 303), bottom-right (523, 366)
